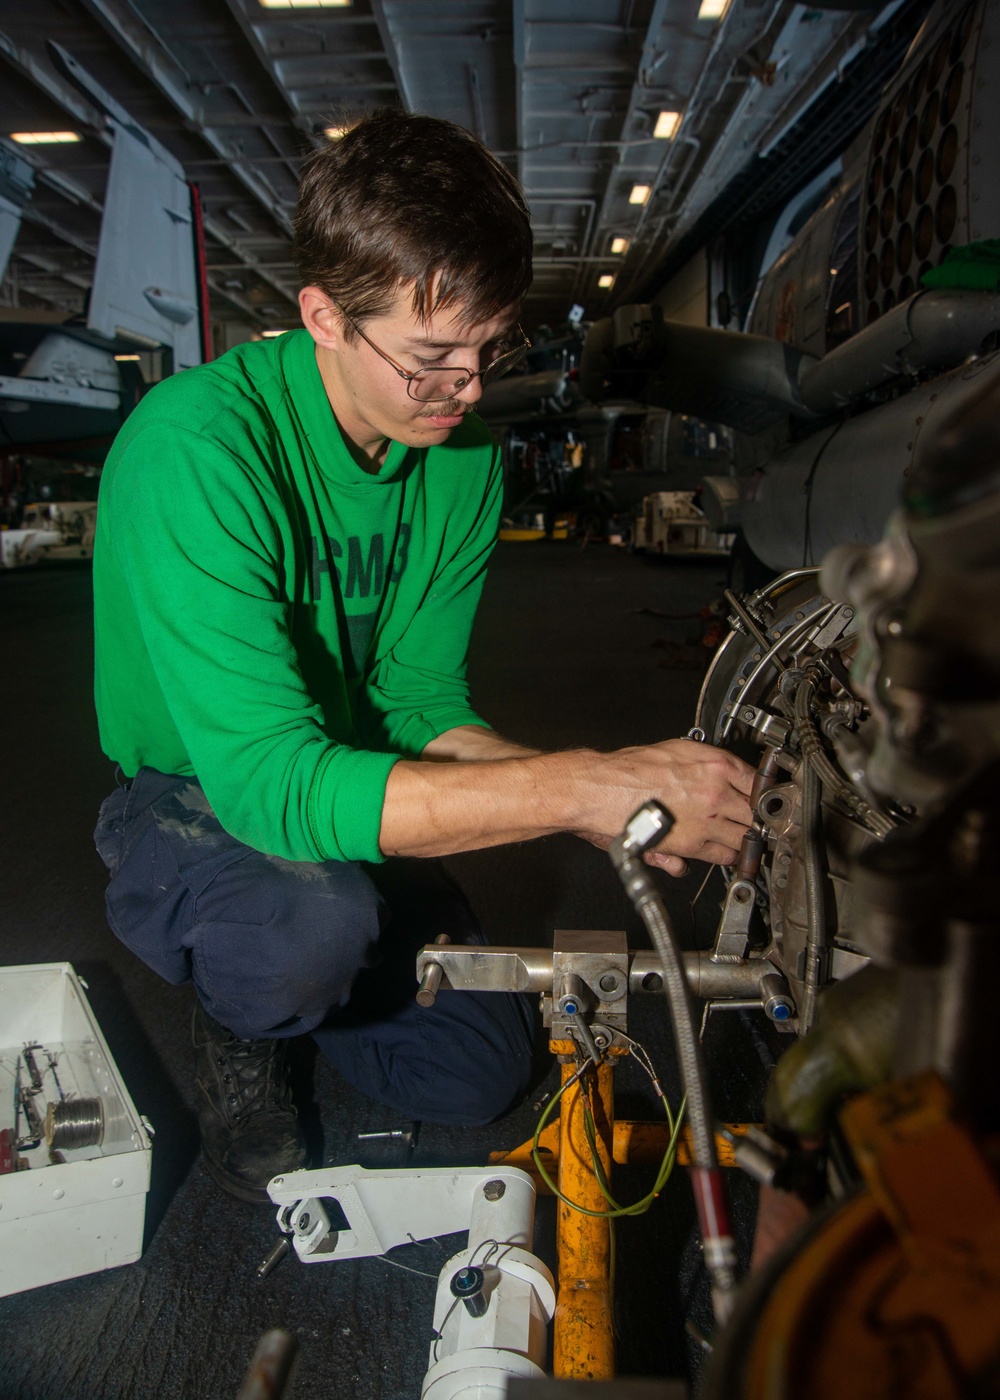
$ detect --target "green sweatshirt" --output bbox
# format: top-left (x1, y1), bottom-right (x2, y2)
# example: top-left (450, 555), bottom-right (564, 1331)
top-left (94, 328), bottom-right (501, 863)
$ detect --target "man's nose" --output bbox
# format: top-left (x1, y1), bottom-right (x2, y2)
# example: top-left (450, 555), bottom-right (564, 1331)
top-left (454, 372), bottom-right (484, 406)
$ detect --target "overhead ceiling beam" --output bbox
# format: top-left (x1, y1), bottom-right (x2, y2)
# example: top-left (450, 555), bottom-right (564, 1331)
top-left (202, 214), bottom-right (299, 311)
top-left (206, 274), bottom-right (267, 322)
top-left (77, 0), bottom-right (295, 236)
top-left (34, 167), bottom-right (105, 215)
top-left (6, 140), bottom-right (107, 216)
top-left (19, 204), bottom-right (97, 260)
top-left (13, 248), bottom-right (91, 292)
top-left (367, 1), bottom-right (413, 112)
top-left (0, 27), bottom-right (108, 140)
top-left (216, 0), bottom-right (323, 146)
top-left (512, 0), bottom-right (526, 189)
top-left (292, 80), bottom-right (400, 97)
top-left (205, 261), bottom-right (297, 272)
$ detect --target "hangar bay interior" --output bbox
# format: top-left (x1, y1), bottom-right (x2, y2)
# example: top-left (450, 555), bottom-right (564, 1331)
top-left (2, 2), bottom-right (999, 1398)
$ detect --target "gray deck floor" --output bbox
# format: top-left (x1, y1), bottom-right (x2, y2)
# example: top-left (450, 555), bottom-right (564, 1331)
top-left (0, 541), bottom-right (769, 1400)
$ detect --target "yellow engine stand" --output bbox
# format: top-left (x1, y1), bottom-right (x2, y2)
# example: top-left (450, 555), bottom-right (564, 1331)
top-left (489, 1039), bottom-right (751, 1381)
top-left (553, 1057), bottom-right (616, 1380)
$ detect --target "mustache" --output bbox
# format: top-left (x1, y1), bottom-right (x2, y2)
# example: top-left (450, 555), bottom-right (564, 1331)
top-left (420, 400), bottom-right (466, 418)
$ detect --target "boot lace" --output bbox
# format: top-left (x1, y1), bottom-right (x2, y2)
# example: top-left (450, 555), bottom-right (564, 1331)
top-left (214, 1035), bottom-right (292, 1125)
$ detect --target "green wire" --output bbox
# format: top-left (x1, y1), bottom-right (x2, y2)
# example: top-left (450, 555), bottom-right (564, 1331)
top-left (530, 1064), bottom-right (687, 1220)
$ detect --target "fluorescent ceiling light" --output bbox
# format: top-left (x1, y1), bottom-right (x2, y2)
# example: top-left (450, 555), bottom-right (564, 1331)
top-left (10, 131), bottom-right (81, 145)
top-left (697, 0), bottom-right (731, 18)
top-left (261, 329), bottom-right (289, 337)
top-left (598, 274), bottom-right (615, 289)
top-left (654, 110), bottom-right (681, 140)
top-left (629, 184), bottom-right (651, 206)
top-left (114, 354), bottom-right (141, 362)
top-left (259, 1), bottom-right (351, 7)
top-left (611, 237), bottom-right (630, 255)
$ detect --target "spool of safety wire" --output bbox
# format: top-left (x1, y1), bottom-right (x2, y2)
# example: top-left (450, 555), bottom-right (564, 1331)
top-left (44, 1097), bottom-right (105, 1151)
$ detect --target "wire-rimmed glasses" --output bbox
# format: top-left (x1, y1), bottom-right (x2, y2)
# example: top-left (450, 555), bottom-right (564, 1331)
top-left (338, 307), bottom-right (531, 403)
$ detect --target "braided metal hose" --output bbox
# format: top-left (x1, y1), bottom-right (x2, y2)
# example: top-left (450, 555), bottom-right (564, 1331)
top-left (793, 675), bottom-right (894, 838)
top-left (609, 803), bottom-right (738, 1323)
top-left (798, 757), bottom-right (828, 1035)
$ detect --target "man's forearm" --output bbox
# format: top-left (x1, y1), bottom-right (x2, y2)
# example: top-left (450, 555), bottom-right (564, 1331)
top-left (378, 735), bottom-right (757, 870)
top-left (421, 724), bottom-right (540, 762)
top-left (380, 747), bottom-right (589, 857)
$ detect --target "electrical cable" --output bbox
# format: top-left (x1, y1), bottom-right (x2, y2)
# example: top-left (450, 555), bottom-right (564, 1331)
top-left (530, 1056), bottom-right (686, 1221)
top-left (431, 1298), bottom-right (461, 1363)
top-left (429, 1240), bottom-right (513, 1360)
top-left (379, 1254), bottom-right (440, 1280)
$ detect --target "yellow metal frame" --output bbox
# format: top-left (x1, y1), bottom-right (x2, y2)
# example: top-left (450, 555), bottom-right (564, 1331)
top-left (489, 1038), bottom-right (751, 1380)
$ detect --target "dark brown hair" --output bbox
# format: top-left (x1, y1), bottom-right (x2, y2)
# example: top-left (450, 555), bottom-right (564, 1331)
top-left (293, 110), bottom-right (532, 335)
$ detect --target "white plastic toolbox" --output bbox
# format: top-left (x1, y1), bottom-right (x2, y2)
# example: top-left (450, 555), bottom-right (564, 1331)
top-left (0, 962), bottom-right (153, 1296)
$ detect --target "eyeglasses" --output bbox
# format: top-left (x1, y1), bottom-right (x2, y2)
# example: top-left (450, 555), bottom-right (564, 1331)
top-left (337, 307), bottom-right (531, 403)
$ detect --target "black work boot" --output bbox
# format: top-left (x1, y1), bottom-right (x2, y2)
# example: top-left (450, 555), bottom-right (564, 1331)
top-left (191, 1002), bottom-right (308, 1203)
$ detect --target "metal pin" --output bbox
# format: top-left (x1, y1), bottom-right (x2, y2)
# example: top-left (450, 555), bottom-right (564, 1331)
top-left (571, 1010), bottom-right (604, 1065)
top-left (417, 934), bottom-right (451, 1007)
top-left (356, 1122), bottom-right (416, 1151)
top-left (256, 1237), bottom-right (291, 1280)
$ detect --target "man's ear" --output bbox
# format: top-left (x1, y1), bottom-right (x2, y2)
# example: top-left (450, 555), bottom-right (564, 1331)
top-left (299, 287), bottom-right (343, 349)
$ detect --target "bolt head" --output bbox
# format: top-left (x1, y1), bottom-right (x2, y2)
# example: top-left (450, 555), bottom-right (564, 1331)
top-left (483, 1179), bottom-right (506, 1201)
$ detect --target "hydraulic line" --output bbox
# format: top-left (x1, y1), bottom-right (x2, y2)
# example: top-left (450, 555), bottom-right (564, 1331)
top-left (793, 674), bottom-right (894, 838)
top-left (609, 804), bottom-right (739, 1324)
top-left (799, 756), bottom-right (828, 1036)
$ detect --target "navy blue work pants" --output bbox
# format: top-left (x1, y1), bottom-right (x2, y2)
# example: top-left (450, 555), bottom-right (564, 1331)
top-left (94, 768), bottom-right (534, 1126)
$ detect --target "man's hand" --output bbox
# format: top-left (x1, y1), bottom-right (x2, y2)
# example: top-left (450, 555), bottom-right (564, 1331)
top-left (570, 739), bottom-right (754, 877)
top-left (379, 729), bottom-right (755, 868)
